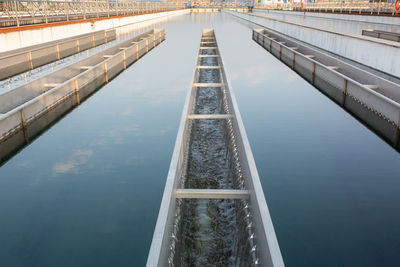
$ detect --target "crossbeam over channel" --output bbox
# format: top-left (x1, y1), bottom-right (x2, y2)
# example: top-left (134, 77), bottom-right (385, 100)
top-left (175, 189), bottom-right (250, 199)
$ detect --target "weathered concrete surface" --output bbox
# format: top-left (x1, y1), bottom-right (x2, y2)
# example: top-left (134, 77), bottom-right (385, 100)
top-left (254, 9), bottom-right (400, 27)
top-left (253, 28), bottom-right (400, 149)
top-left (0, 29), bottom-right (165, 162)
top-left (362, 29), bottom-right (400, 42)
top-left (147, 29), bottom-right (284, 267)
top-left (227, 10), bottom-right (400, 79)
top-left (0, 29), bottom-right (116, 80)
top-left (0, 9), bottom-right (189, 52)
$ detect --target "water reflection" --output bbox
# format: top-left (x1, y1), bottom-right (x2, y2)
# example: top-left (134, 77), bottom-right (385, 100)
top-left (0, 17), bottom-right (182, 92)
top-left (0, 12), bottom-right (399, 267)
top-left (52, 149), bottom-right (94, 175)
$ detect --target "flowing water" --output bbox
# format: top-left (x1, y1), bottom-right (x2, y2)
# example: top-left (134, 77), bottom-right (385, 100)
top-left (171, 33), bottom-right (254, 265)
top-left (0, 12), bottom-right (399, 267)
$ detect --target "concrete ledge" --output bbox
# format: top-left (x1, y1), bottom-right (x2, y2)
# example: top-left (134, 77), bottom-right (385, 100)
top-left (253, 28), bottom-right (400, 149)
top-left (253, 9), bottom-right (400, 27)
top-left (0, 9), bottom-right (189, 52)
top-left (147, 28), bottom-right (284, 267)
top-left (0, 29), bottom-right (166, 162)
top-left (228, 10), bottom-right (400, 79)
top-left (0, 29), bottom-right (116, 80)
top-left (175, 189), bottom-right (250, 199)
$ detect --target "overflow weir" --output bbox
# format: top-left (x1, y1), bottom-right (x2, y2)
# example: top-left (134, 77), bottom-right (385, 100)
top-left (147, 29), bottom-right (284, 266)
top-left (0, 28), bottom-right (165, 163)
top-left (253, 28), bottom-right (400, 150)
top-left (0, 29), bottom-right (117, 80)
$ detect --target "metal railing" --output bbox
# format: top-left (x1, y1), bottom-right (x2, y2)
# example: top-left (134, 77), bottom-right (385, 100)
top-left (0, 0), bottom-right (184, 27)
top-left (255, 2), bottom-right (399, 16)
top-left (189, 1), bottom-right (254, 8)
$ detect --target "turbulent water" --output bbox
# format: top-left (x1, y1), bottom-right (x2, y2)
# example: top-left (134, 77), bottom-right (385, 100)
top-left (170, 35), bottom-right (258, 266)
top-left (1, 13), bottom-right (399, 267)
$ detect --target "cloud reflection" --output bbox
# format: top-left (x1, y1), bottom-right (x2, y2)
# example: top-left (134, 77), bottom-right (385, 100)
top-left (52, 149), bottom-right (93, 175)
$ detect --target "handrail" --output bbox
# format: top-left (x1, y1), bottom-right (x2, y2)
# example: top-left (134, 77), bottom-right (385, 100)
top-left (255, 2), bottom-right (400, 16)
top-left (0, 0), bottom-right (184, 27)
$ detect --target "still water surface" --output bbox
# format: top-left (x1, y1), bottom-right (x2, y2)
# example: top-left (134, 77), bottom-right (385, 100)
top-left (0, 12), bottom-right (399, 266)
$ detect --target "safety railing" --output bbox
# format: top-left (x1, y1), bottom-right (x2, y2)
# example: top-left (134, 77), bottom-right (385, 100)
top-left (189, 0), bottom-right (254, 8)
top-left (255, 2), bottom-right (399, 16)
top-left (0, 0), bottom-right (184, 27)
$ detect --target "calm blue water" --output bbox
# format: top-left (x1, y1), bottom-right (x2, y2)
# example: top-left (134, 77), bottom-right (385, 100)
top-left (0, 13), bottom-right (399, 266)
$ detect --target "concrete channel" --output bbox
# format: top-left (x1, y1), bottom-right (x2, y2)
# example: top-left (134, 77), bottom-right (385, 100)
top-left (0, 28), bottom-right (165, 162)
top-left (253, 9), bottom-right (400, 29)
top-left (0, 29), bottom-right (116, 80)
top-left (147, 29), bottom-right (284, 267)
top-left (253, 28), bottom-right (400, 149)
top-left (0, 9), bottom-right (189, 52)
top-left (227, 10), bottom-right (400, 79)
top-left (362, 29), bottom-right (400, 42)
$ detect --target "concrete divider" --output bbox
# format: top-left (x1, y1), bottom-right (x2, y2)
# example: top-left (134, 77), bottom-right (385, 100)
top-left (0, 29), bottom-right (116, 80)
top-left (228, 10), bottom-right (400, 79)
top-left (0, 9), bottom-right (189, 52)
top-left (362, 29), bottom-right (400, 42)
top-left (147, 28), bottom-right (284, 267)
top-left (253, 9), bottom-right (400, 26)
top-left (0, 28), bottom-right (165, 162)
top-left (253, 28), bottom-right (400, 149)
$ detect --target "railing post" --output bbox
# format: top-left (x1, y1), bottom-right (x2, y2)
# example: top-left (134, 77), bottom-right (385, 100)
top-left (96, 1), bottom-right (100, 18)
top-left (66, 0), bottom-right (69, 21)
top-left (44, 0), bottom-right (48, 24)
top-left (83, 1), bottom-right (86, 20)
top-left (377, 0), bottom-right (381, 15)
top-left (14, 0), bottom-right (20, 27)
top-left (116, 1), bottom-right (119, 16)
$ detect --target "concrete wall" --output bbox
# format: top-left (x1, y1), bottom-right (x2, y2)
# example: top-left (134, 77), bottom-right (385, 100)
top-left (253, 29), bottom-right (400, 148)
top-left (0, 9), bottom-right (189, 53)
top-left (362, 29), bottom-right (400, 42)
top-left (0, 29), bottom-right (116, 80)
top-left (256, 9), bottom-right (400, 26)
top-left (147, 29), bottom-right (284, 267)
top-left (228, 11), bottom-right (400, 79)
top-left (0, 29), bottom-right (166, 162)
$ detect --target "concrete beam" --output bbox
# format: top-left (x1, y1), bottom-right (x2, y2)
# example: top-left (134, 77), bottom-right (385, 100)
top-left (175, 189), bottom-right (250, 199)
top-left (193, 83), bottom-right (224, 87)
top-left (187, 114), bottom-right (234, 119)
top-left (196, 66), bottom-right (221, 69)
